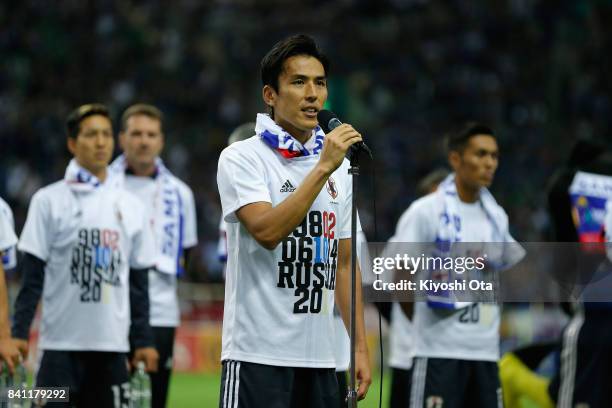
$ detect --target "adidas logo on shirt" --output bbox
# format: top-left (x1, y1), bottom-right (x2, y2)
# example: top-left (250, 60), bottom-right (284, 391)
top-left (280, 180), bottom-right (296, 193)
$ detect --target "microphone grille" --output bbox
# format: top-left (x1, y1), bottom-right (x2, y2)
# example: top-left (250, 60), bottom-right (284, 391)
top-left (317, 109), bottom-right (337, 133)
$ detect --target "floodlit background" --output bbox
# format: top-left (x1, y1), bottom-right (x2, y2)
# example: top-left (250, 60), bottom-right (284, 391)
top-left (2, 1), bottom-right (610, 406)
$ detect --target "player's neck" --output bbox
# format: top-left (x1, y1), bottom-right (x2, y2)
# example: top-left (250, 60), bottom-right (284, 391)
top-left (293, 131), bottom-right (311, 145)
top-left (454, 178), bottom-right (479, 203)
top-left (275, 118), bottom-right (311, 145)
top-left (90, 168), bottom-right (107, 182)
top-left (128, 161), bottom-right (157, 177)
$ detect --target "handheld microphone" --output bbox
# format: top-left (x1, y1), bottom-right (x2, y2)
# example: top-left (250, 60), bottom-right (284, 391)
top-left (317, 110), bottom-right (372, 159)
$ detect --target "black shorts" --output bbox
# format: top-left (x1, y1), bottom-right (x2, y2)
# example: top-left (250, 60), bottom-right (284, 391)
top-left (336, 370), bottom-right (347, 408)
top-left (218, 360), bottom-right (339, 408)
top-left (549, 310), bottom-right (612, 407)
top-left (390, 367), bottom-right (413, 408)
top-left (151, 326), bottom-right (176, 408)
top-left (410, 357), bottom-right (502, 408)
top-left (36, 350), bottom-right (130, 408)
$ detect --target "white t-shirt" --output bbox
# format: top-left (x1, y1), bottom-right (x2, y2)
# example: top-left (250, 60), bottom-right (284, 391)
top-left (18, 180), bottom-right (155, 351)
top-left (392, 193), bottom-right (520, 362)
top-left (0, 197), bottom-right (17, 269)
top-left (385, 225), bottom-right (416, 370)
top-left (389, 303), bottom-right (415, 369)
top-left (217, 136), bottom-right (353, 368)
top-left (122, 174), bottom-right (198, 327)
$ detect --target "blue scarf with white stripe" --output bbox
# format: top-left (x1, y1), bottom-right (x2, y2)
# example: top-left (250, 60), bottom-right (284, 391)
top-left (256, 113), bottom-right (325, 158)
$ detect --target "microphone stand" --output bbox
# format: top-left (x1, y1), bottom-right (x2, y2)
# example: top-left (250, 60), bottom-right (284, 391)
top-left (346, 147), bottom-right (361, 408)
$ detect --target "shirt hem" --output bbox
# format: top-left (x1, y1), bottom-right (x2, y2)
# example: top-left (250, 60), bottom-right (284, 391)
top-left (414, 351), bottom-right (498, 362)
top-left (221, 352), bottom-right (336, 368)
top-left (389, 359), bottom-right (414, 370)
top-left (40, 343), bottom-right (129, 352)
top-left (150, 321), bottom-right (179, 328)
top-left (17, 244), bottom-right (48, 263)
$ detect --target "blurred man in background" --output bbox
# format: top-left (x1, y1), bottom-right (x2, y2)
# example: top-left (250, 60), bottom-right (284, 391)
top-left (393, 123), bottom-right (524, 408)
top-left (12, 104), bottom-right (158, 407)
top-left (110, 103), bottom-right (198, 408)
top-left (0, 197), bottom-right (21, 373)
top-left (217, 34), bottom-right (370, 407)
top-left (545, 139), bottom-right (612, 407)
top-left (386, 168), bottom-right (448, 408)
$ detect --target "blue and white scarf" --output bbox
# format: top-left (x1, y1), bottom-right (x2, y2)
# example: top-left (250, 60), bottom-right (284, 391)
top-left (427, 173), bottom-right (512, 309)
top-left (64, 159), bottom-right (103, 193)
top-left (256, 113), bottom-right (325, 158)
top-left (109, 155), bottom-right (185, 276)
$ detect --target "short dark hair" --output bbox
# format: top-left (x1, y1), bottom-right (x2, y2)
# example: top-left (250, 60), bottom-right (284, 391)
top-left (417, 168), bottom-right (450, 197)
top-left (121, 103), bottom-right (164, 132)
top-left (65, 103), bottom-right (111, 139)
top-left (228, 122), bottom-right (255, 145)
top-left (260, 34), bottom-right (330, 92)
top-left (444, 122), bottom-right (496, 153)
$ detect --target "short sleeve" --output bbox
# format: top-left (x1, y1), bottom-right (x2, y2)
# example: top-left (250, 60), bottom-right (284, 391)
top-left (180, 185), bottom-right (198, 248)
top-left (217, 147), bottom-right (271, 223)
top-left (337, 162), bottom-right (353, 239)
top-left (218, 216), bottom-right (227, 262)
top-left (18, 191), bottom-right (52, 261)
top-left (0, 201), bottom-right (17, 269)
top-left (500, 230), bottom-right (526, 271)
top-left (0, 209), bottom-right (17, 250)
top-left (389, 200), bottom-right (436, 243)
top-left (130, 206), bottom-right (156, 269)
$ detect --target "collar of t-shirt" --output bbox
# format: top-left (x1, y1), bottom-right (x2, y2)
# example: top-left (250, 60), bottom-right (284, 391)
top-left (125, 166), bottom-right (158, 179)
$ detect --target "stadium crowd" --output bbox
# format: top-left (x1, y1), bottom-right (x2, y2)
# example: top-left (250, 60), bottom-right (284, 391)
top-left (1, 0), bottom-right (611, 282)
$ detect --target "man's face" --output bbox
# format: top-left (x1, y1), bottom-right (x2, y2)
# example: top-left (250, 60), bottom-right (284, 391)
top-left (263, 55), bottom-right (327, 141)
top-left (450, 134), bottom-right (499, 189)
top-left (120, 114), bottom-right (164, 168)
top-left (67, 115), bottom-right (114, 174)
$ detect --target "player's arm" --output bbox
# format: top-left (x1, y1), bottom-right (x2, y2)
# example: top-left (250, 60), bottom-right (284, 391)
top-left (12, 252), bottom-right (45, 358)
top-left (11, 191), bottom-right (54, 360)
top-left (0, 259), bottom-right (20, 373)
top-left (335, 238), bottom-right (371, 400)
top-left (128, 196), bottom-right (160, 372)
top-left (183, 247), bottom-right (194, 271)
top-left (129, 267), bottom-right (158, 372)
top-left (235, 125), bottom-right (362, 249)
top-left (399, 298), bottom-right (414, 320)
top-left (181, 186), bottom-right (198, 271)
top-left (390, 203), bottom-right (432, 321)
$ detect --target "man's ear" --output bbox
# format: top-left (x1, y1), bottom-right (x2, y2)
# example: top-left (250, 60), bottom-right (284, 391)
top-left (118, 131), bottom-right (126, 150)
top-left (67, 137), bottom-right (76, 155)
top-left (262, 85), bottom-right (277, 108)
top-left (448, 151), bottom-right (461, 172)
